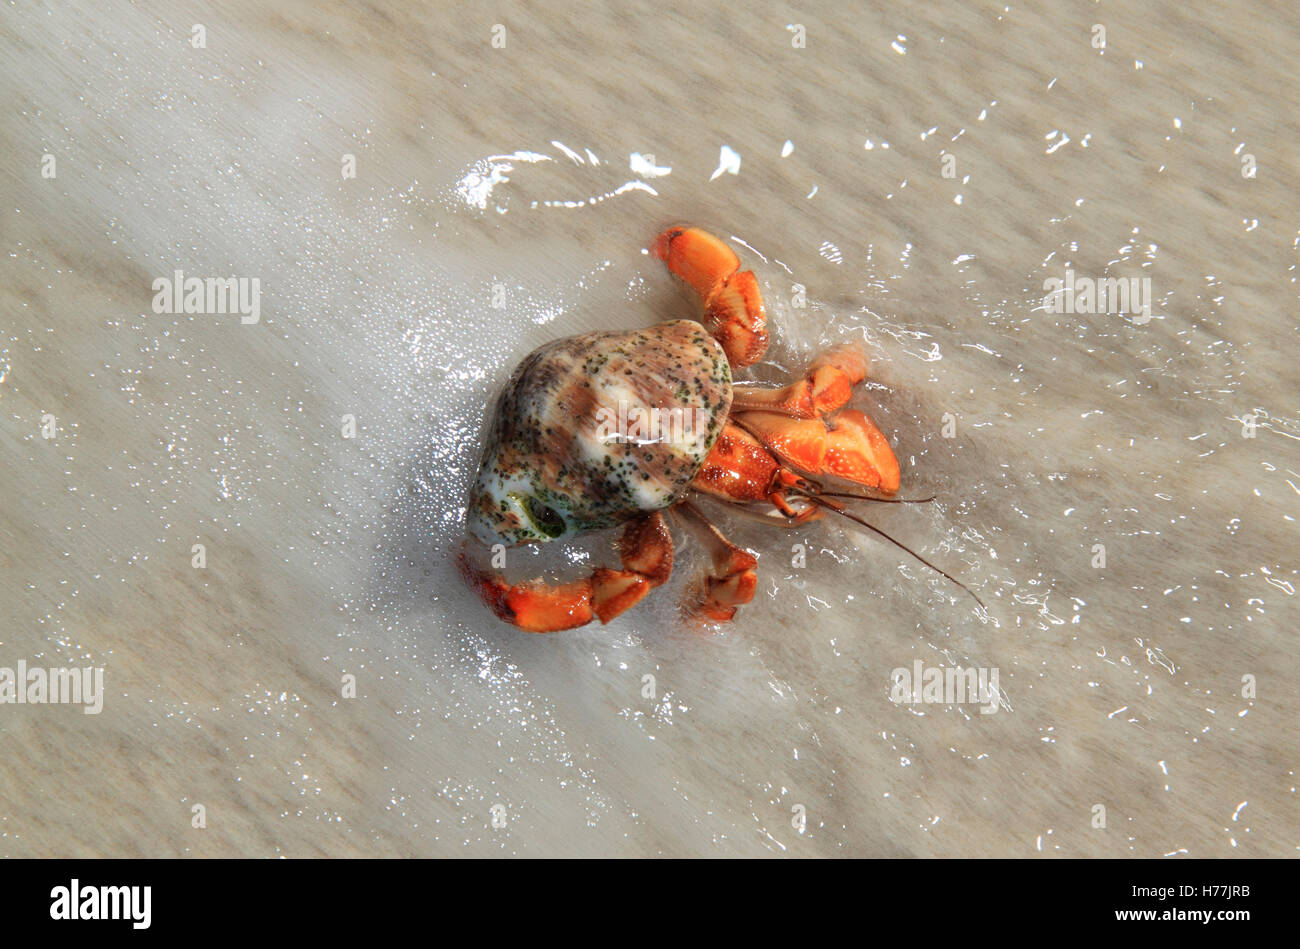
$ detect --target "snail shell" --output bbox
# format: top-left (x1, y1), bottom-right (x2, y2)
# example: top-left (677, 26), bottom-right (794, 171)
top-left (467, 319), bottom-right (732, 546)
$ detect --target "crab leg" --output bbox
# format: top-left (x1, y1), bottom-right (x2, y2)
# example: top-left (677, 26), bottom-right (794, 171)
top-left (691, 422), bottom-right (820, 518)
top-left (729, 344), bottom-right (866, 417)
top-left (673, 501), bottom-right (759, 623)
top-left (653, 226), bottom-right (769, 368)
top-left (459, 511), bottom-right (674, 633)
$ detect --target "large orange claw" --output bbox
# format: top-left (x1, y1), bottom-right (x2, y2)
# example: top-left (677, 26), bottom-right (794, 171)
top-left (825, 409), bottom-right (900, 494)
top-left (732, 408), bottom-right (900, 494)
top-left (459, 512), bottom-right (674, 633)
top-left (655, 226), bottom-right (768, 367)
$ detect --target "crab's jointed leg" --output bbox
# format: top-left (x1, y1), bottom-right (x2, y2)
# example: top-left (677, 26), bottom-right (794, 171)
top-left (730, 344), bottom-right (867, 418)
top-left (459, 511), bottom-right (674, 633)
top-left (690, 421), bottom-right (835, 534)
top-left (653, 226), bottom-right (769, 368)
top-left (673, 500), bottom-right (759, 623)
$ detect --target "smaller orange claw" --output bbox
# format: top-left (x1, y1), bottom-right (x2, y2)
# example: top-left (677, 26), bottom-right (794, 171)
top-left (655, 226), bottom-right (768, 367)
top-left (730, 343), bottom-right (868, 418)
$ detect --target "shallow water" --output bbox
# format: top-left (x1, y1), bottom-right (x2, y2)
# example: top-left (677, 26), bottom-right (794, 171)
top-left (1, 0), bottom-right (1296, 856)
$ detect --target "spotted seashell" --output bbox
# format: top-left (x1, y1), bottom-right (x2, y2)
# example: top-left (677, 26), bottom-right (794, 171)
top-left (467, 319), bottom-right (732, 546)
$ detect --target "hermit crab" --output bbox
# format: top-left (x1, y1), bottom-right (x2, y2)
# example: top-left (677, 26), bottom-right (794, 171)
top-left (460, 226), bottom-right (979, 631)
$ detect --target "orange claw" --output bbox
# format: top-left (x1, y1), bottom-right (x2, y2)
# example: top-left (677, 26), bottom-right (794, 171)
top-left (459, 512), bottom-right (674, 633)
top-left (825, 409), bottom-right (900, 494)
top-left (731, 413), bottom-right (829, 477)
top-left (654, 226), bottom-right (768, 367)
top-left (733, 408), bottom-right (900, 494)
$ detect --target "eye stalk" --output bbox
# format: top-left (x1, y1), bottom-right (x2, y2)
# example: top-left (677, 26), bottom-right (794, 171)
top-left (523, 496), bottom-right (566, 539)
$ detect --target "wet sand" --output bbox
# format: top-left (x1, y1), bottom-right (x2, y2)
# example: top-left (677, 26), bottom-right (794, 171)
top-left (1, 0), bottom-right (1296, 856)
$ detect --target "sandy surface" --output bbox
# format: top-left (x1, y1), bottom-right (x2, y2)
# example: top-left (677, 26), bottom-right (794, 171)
top-left (1, 0), bottom-right (1296, 856)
